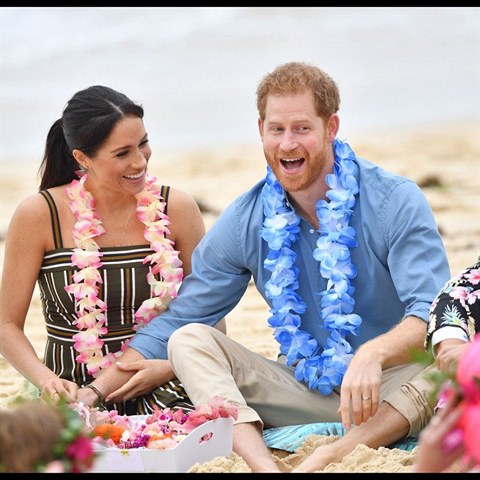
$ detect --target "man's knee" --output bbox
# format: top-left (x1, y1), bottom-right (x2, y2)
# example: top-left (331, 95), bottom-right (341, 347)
top-left (385, 365), bottom-right (436, 436)
top-left (168, 323), bottom-right (213, 357)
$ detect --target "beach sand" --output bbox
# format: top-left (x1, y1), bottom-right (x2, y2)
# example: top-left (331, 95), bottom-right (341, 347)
top-left (0, 120), bottom-right (478, 472)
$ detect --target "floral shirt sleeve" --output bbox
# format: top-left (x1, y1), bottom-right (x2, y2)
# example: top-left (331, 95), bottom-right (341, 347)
top-left (425, 257), bottom-right (480, 350)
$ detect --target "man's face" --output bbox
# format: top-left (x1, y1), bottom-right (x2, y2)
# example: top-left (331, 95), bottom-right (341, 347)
top-left (258, 91), bottom-right (331, 193)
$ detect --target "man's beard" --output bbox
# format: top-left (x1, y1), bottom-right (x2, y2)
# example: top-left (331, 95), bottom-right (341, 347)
top-left (264, 140), bottom-right (329, 193)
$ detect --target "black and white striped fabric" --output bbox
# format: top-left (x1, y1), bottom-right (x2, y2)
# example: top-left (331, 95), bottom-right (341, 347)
top-left (36, 188), bottom-right (193, 415)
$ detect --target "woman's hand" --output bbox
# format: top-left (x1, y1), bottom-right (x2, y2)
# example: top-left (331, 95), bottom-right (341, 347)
top-left (105, 359), bottom-right (175, 403)
top-left (76, 385), bottom-right (103, 407)
top-left (435, 340), bottom-right (467, 374)
top-left (40, 377), bottom-right (78, 404)
top-left (413, 398), bottom-right (465, 472)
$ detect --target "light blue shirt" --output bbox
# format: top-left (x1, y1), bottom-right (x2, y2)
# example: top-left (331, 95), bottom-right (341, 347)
top-left (131, 156), bottom-right (451, 360)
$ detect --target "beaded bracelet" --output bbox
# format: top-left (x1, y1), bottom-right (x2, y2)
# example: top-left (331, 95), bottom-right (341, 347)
top-left (82, 383), bottom-right (105, 407)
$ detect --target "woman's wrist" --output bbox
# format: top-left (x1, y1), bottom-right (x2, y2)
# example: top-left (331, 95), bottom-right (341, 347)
top-left (81, 383), bottom-right (106, 407)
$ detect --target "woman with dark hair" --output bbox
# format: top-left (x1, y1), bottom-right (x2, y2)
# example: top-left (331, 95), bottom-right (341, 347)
top-left (0, 85), bottom-right (225, 415)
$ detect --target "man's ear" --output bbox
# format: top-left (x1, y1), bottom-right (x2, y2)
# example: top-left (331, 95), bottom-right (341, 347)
top-left (326, 114), bottom-right (340, 143)
top-left (258, 117), bottom-right (264, 143)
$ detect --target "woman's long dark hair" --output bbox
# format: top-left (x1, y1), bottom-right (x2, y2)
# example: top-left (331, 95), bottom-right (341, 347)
top-left (38, 85), bottom-right (144, 190)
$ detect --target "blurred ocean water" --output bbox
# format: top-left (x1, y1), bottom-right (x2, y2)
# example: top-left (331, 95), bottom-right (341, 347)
top-left (1, 6), bottom-right (478, 162)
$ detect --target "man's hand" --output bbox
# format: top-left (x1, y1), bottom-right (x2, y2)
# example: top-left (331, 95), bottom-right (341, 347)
top-left (105, 359), bottom-right (175, 403)
top-left (337, 315), bottom-right (427, 430)
top-left (337, 347), bottom-right (382, 430)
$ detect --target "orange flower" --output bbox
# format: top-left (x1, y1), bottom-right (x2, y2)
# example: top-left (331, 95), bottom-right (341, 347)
top-left (92, 424), bottom-right (125, 444)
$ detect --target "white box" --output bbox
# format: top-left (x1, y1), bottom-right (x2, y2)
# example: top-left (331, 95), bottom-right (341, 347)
top-left (89, 417), bottom-right (233, 473)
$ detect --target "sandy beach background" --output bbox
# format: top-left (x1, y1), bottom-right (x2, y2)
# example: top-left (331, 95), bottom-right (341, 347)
top-left (0, 120), bottom-right (478, 472)
top-left (1, 6), bottom-right (478, 473)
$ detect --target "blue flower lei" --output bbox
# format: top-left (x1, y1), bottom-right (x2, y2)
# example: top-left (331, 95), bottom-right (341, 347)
top-left (260, 139), bottom-right (363, 395)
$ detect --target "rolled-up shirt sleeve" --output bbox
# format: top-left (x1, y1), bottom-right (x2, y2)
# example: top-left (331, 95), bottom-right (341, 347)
top-left (383, 181), bottom-right (450, 322)
top-left (425, 259), bottom-right (480, 351)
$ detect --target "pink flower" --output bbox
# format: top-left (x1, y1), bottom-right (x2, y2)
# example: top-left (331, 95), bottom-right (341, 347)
top-left (72, 266), bottom-right (103, 284)
top-left (73, 310), bottom-right (106, 329)
top-left (66, 435), bottom-right (95, 472)
top-left (456, 334), bottom-right (480, 403)
top-left (209, 395), bottom-right (239, 420)
top-left (183, 396), bottom-right (238, 431)
top-left (65, 173), bottom-right (183, 373)
top-left (76, 396), bottom-right (237, 452)
top-left (461, 403), bottom-right (480, 465)
top-left (449, 286), bottom-right (471, 308)
top-left (66, 282), bottom-right (98, 302)
top-left (70, 249), bottom-right (103, 269)
top-left (465, 268), bottom-right (480, 285)
top-left (467, 290), bottom-right (480, 305)
top-left (73, 326), bottom-right (107, 345)
top-left (134, 298), bottom-right (167, 327)
top-left (442, 426), bottom-right (464, 453)
top-left (435, 381), bottom-right (457, 412)
top-left (43, 460), bottom-right (66, 473)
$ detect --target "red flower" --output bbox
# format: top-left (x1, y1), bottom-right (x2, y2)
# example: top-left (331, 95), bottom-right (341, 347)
top-left (65, 435), bottom-right (95, 472)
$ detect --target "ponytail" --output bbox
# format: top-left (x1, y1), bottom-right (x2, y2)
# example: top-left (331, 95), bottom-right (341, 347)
top-left (38, 119), bottom-right (78, 191)
top-left (38, 85), bottom-right (144, 191)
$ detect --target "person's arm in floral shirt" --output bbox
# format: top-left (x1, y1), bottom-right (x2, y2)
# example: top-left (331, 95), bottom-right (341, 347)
top-left (425, 257), bottom-right (480, 374)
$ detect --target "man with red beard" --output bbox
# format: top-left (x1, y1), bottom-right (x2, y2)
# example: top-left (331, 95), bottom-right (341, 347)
top-left (80, 62), bottom-right (451, 472)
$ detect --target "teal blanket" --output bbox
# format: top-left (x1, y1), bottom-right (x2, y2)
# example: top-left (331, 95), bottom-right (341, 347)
top-left (263, 422), bottom-right (418, 452)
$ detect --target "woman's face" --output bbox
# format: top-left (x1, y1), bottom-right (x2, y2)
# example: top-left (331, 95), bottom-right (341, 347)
top-left (80, 115), bottom-right (152, 196)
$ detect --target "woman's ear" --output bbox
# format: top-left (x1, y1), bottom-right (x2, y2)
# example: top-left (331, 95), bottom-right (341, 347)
top-left (72, 149), bottom-right (88, 170)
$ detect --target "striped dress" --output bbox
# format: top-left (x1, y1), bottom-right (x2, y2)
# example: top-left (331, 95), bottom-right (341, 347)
top-left (38, 187), bottom-right (193, 415)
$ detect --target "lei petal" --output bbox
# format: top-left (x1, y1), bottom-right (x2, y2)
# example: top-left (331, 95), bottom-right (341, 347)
top-left (260, 139), bottom-right (362, 395)
top-left (65, 174), bottom-right (183, 376)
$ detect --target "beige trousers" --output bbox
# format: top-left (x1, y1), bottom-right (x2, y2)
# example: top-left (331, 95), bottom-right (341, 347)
top-left (168, 324), bottom-right (435, 437)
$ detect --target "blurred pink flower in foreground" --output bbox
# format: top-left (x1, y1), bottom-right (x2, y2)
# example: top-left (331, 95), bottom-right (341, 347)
top-left (460, 403), bottom-right (480, 465)
top-left (440, 333), bottom-right (480, 468)
top-left (456, 334), bottom-right (480, 403)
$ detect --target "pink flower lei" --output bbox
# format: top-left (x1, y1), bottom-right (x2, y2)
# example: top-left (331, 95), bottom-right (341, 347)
top-left (65, 173), bottom-right (183, 377)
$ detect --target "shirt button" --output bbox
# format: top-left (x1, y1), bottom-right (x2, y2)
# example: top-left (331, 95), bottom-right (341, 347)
top-left (309, 229), bottom-right (315, 234)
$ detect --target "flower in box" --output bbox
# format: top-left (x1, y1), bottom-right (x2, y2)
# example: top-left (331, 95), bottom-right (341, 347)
top-left (74, 395), bottom-right (238, 451)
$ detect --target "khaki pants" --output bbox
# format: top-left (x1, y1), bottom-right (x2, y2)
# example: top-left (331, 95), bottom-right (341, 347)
top-left (168, 324), bottom-right (435, 436)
